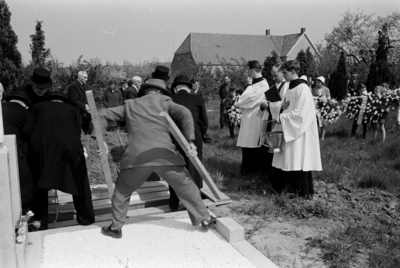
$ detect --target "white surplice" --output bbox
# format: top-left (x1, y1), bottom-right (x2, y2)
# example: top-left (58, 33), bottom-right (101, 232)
top-left (272, 82), bottom-right (322, 171)
top-left (235, 79), bottom-right (269, 148)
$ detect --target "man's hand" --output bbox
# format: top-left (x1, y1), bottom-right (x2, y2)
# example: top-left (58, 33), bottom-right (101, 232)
top-left (246, 77), bottom-right (252, 85)
top-left (97, 141), bottom-right (109, 156)
top-left (85, 104), bottom-right (90, 112)
top-left (281, 101), bottom-right (290, 111)
top-left (186, 141), bottom-right (197, 158)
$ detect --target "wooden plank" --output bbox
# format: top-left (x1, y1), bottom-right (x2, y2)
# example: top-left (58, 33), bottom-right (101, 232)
top-left (48, 186), bottom-right (168, 203)
top-left (86, 90), bottom-right (114, 199)
top-left (160, 112), bottom-right (223, 200)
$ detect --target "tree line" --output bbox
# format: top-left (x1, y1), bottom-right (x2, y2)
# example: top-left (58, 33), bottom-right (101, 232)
top-left (1, 0), bottom-right (399, 102)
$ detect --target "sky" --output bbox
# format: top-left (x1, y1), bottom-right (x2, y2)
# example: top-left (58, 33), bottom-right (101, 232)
top-left (7, 0), bottom-right (400, 65)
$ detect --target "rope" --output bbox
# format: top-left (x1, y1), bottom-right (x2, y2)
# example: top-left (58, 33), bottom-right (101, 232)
top-left (53, 190), bottom-right (61, 224)
top-left (117, 128), bottom-right (126, 150)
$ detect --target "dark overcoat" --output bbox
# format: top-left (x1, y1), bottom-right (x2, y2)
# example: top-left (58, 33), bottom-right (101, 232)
top-left (125, 85), bottom-right (139, 100)
top-left (67, 80), bottom-right (87, 112)
top-left (2, 102), bottom-right (34, 206)
top-left (23, 101), bottom-right (91, 198)
top-left (172, 90), bottom-right (208, 188)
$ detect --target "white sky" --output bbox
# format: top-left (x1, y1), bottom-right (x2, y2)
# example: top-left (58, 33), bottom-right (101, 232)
top-left (7, 0), bottom-right (400, 65)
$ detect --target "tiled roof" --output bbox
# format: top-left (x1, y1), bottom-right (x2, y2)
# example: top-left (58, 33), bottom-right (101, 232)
top-left (281, 33), bottom-right (302, 56)
top-left (174, 32), bottom-right (315, 65)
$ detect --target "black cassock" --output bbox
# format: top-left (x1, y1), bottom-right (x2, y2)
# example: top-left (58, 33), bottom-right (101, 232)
top-left (2, 102), bottom-right (34, 208)
top-left (169, 90), bottom-right (208, 208)
top-left (24, 101), bottom-right (94, 229)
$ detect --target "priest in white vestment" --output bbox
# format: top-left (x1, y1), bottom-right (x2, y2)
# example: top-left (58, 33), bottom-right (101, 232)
top-left (235, 60), bottom-right (269, 175)
top-left (272, 60), bottom-right (322, 198)
top-left (259, 63), bottom-right (289, 190)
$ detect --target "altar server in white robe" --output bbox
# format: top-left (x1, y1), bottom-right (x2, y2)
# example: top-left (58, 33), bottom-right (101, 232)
top-left (273, 60), bottom-right (322, 198)
top-left (235, 60), bottom-right (269, 175)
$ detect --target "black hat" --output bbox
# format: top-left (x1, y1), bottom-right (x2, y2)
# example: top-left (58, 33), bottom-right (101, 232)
top-left (151, 66), bottom-right (170, 81)
top-left (128, 80), bottom-right (133, 86)
top-left (46, 91), bottom-right (69, 103)
top-left (29, 68), bottom-right (52, 89)
top-left (137, 79), bottom-right (171, 98)
top-left (4, 91), bottom-right (32, 107)
top-left (171, 75), bottom-right (193, 90)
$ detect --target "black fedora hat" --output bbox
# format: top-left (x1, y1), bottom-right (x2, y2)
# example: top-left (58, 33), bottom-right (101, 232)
top-left (152, 66), bottom-right (170, 81)
top-left (29, 68), bottom-right (52, 89)
top-left (4, 91), bottom-right (32, 107)
top-left (46, 91), bottom-right (69, 103)
top-left (137, 79), bottom-right (171, 98)
top-left (171, 75), bottom-right (193, 90)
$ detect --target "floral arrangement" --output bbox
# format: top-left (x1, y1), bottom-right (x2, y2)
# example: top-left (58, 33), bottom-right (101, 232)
top-left (315, 97), bottom-right (342, 125)
top-left (228, 96), bottom-right (242, 126)
top-left (344, 92), bottom-right (364, 120)
top-left (363, 94), bottom-right (386, 123)
top-left (15, 211), bottom-right (41, 244)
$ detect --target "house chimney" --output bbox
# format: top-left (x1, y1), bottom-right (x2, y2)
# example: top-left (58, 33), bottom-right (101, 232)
top-left (301, 28), bottom-right (306, 34)
top-left (266, 29), bottom-right (270, 36)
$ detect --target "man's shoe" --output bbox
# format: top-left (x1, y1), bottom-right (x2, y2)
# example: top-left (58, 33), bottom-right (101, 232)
top-left (101, 225), bottom-right (122, 239)
top-left (201, 216), bottom-right (217, 231)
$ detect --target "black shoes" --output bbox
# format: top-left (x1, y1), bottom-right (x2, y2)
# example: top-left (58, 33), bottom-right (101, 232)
top-left (101, 225), bottom-right (122, 239)
top-left (201, 216), bottom-right (217, 231)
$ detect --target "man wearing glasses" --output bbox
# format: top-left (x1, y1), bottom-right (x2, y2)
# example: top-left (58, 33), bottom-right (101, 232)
top-left (67, 71), bottom-right (93, 134)
top-left (15, 67), bottom-right (52, 106)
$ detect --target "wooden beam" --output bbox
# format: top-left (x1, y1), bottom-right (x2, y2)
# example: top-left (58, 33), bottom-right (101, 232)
top-left (85, 91), bottom-right (114, 199)
top-left (159, 112), bottom-right (223, 200)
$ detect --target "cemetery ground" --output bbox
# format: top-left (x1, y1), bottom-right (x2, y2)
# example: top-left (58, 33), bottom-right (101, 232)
top-left (84, 100), bottom-right (400, 268)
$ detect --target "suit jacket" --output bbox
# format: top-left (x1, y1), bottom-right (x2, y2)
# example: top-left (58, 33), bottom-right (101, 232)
top-left (171, 91), bottom-right (208, 188)
top-left (99, 94), bottom-right (195, 169)
top-left (125, 85), bottom-right (139, 100)
top-left (219, 83), bottom-right (230, 100)
top-left (67, 80), bottom-right (87, 112)
top-left (15, 84), bottom-right (51, 106)
top-left (191, 88), bottom-right (206, 101)
top-left (2, 102), bottom-right (34, 205)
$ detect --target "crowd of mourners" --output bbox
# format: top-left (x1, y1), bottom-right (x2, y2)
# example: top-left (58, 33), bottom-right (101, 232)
top-left (2, 59), bottom-right (396, 238)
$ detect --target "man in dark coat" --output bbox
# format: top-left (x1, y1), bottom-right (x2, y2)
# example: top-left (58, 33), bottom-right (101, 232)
top-left (190, 79), bottom-right (206, 101)
top-left (169, 75), bottom-right (209, 210)
top-left (99, 79), bottom-right (216, 239)
top-left (219, 75), bottom-right (231, 128)
top-left (125, 76), bottom-right (141, 100)
top-left (2, 91), bottom-right (34, 210)
top-left (15, 67), bottom-right (52, 106)
top-left (24, 92), bottom-right (95, 230)
top-left (67, 71), bottom-right (93, 134)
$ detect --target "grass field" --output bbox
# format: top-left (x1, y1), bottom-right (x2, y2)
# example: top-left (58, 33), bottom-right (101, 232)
top-left (202, 99), bottom-right (400, 268)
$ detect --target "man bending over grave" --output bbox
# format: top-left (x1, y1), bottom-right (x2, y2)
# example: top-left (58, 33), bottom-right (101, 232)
top-left (98, 78), bottom-right (216, 239)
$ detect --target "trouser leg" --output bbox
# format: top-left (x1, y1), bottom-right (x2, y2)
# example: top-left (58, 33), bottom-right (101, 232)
top-left (156, 166), bottom-right (210, 226)
top-left (351, 120), bottom-right (358, 137)
top-left (228, 123), bottom-right (234, 137)
top-left (111, 168), bottom-right (152, 229)
top-left (362, 122), bottom-right (368, 139)
top-left (30, 187), bottom-right (49, 229)
top-left (73, 195), bottom-right (95, 226)
top-left (219, 102), bottom-right (224, 128)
